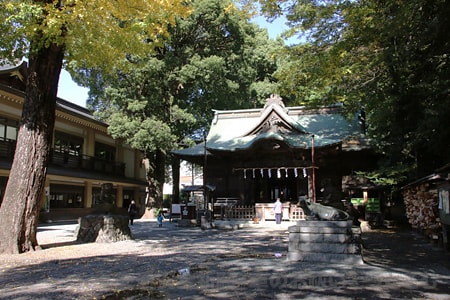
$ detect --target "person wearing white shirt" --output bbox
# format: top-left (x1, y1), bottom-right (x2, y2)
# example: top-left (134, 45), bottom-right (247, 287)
top-left (273, 198), bottom-right (282, 224)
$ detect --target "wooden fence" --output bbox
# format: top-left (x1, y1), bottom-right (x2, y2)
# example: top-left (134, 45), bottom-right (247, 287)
top-left (216, 204), bottom-right (305, 221)
top-left (226, 205), bottom-right (255, 220)
top-left (289, 205), bottom-right (305, 221)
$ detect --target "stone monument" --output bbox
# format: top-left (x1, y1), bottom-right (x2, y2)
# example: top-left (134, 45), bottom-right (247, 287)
top-left (75, 214), bottom-right (133, 243)
top-left (75, 182), bottom-right (133, 243)
top-left (287, 200), bottom-right (363, 263)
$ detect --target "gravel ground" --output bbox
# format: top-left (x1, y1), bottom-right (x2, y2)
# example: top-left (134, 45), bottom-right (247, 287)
top-left (0, 220), bottom-right (449, 299)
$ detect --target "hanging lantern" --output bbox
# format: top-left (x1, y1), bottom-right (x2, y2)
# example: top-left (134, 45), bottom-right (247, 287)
top-left (277, 168), bottom-right (281, 178)
top-left (243, 169), bottom-right (247, 179)
top-left (303, 168), bottom-right (307, 178)
top-left (294, 168), bottom-right (298, 177)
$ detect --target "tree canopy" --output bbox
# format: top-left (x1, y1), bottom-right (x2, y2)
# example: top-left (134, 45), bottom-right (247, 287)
top-left (79, 0), bottom-right (282, 206)
top-left (1, 0), bottom-right (191, 71)
top-left (258, 0), bottom-right (450, 179)
top-left (0, 0), bottom-right (191, 254)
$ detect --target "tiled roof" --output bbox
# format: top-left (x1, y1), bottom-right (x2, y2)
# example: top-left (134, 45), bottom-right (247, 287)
top-left (174, 96), bottom-right (369, 157)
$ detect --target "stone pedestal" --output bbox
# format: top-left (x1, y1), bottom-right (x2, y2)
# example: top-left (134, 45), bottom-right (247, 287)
top-left (287, 220), bottom-right (363, 264)
top-left (75, 215), bottom-right (133, 243)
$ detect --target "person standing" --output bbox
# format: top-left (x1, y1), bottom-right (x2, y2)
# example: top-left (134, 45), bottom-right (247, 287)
top-left (157, 211), bottom-right (164, 227)
top-left (128, 200), bottom-right (137, 225)
top-left (274, 198), bottom-right (282, 224)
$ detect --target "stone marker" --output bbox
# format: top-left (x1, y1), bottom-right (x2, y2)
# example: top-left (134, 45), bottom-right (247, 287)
top-left (287, 220), bottom-right (363, 264)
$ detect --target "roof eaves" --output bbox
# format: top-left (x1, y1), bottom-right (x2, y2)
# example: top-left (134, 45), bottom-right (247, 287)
top-left (0, 83), bottom-right (108, 131)
top-left (401, 173), bottom-right (443, 190)
top-left (0, 59), bottom-right (27, 73)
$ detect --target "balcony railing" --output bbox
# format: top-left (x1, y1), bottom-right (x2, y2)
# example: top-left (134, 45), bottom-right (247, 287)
top-left (51, 151), bottom-right (125, 176)
top-left (0, 139), bottom-right (125, 177)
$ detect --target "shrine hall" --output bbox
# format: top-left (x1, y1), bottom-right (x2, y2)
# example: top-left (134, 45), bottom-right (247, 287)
top-left (173, 95), bottom-right (377, 217)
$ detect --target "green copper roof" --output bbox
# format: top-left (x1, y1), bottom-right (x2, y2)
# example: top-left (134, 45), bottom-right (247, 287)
top-left (174, 95), bottom-right (367, 157)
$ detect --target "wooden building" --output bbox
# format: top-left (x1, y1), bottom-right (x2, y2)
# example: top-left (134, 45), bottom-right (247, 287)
top-left (0, 60), bottom-right (147, 221)
top-left (402, 164), bottom-right (450, 250)
top-left (174, 95), bottom-right (377, 218)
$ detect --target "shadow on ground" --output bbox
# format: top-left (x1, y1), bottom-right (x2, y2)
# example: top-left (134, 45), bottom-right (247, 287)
top-left (1, 221), bottom-right (449, 299)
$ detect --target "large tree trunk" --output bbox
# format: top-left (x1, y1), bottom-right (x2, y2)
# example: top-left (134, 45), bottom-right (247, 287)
top-left (0, 42), bottom-right (64, 254)
top-left (143, 149), bottom-right (166, 208)
top-left (171, 155), bottom-right (180, 204)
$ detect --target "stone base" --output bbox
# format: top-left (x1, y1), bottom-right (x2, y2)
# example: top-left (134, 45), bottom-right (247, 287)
top-left (75, 215), bottom-right (133, 243)
top-left (287, 251), bottom-right (364, 264)
top-left (287, 220), bottom-right (363, 263)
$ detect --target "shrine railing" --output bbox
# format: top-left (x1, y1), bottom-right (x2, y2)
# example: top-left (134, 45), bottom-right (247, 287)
top-left (226, 205), bottom-right (255, 220)
top-left (213, 203), bottom-right (305, 221)
top-left (289, 205), bottom-right (305, 221)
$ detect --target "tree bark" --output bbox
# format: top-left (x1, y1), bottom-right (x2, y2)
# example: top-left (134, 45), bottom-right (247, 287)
top-left (171, 155), bottom-right (180, 204)
top-left (0, 41), bottom-right (64, 254)
top-left (143, 149), bottom-right (166, 208)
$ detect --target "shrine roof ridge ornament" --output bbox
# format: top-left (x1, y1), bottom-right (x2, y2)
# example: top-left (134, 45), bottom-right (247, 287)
top-left (242, 94), bottom-right (308, 137)
top-left (263, 94), bottom-right (285, 110)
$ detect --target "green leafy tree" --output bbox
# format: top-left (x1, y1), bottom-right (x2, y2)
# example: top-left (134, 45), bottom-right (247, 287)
top-left (82, 0), bottom-right (281, 207)
top-left (257, 0), bottom-right (450, 180)
top-left (0, 0), bottom-right (190, 254)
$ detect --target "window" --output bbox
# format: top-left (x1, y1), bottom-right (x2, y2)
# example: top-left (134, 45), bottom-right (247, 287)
top-left (49, 184), bottom-right (84, 208)
top-left (95, 142), bottom-right (115, 161)
top-left (0, 117), bottom-right (18, 141)
top-left (54, 132), bottom-right (83, 156)
top-left (0, 117), bottom-right (18, 159)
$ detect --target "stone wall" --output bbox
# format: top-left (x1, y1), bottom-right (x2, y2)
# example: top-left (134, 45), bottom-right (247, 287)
top-left (75, 215), bottom-right (133, 243)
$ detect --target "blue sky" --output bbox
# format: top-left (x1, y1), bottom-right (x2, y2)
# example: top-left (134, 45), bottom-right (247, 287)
top-left (57, 16), bottom-right (291, 108)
